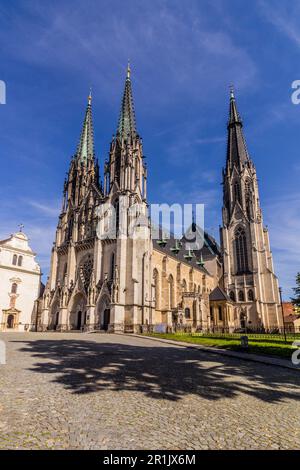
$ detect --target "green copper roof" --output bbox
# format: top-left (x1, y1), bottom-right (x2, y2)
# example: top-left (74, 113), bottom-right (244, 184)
top-left (76, 93), bottom-right (95, 163)
top-left (117, 64), bottom-right (137, 139)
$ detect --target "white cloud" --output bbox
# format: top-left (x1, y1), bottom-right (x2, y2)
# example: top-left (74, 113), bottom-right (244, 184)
top-left (0, 197), bottom-right (59, 282)
top-left (0, 0), bottom-right (258, 110)
top-left (24, 200), bottom-right (60, 217)
top-left (259, 0), bottom-right (300, 47)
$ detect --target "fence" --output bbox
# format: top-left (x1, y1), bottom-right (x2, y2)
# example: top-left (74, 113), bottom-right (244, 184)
top-left (170, 324), bottom-right (300, 340)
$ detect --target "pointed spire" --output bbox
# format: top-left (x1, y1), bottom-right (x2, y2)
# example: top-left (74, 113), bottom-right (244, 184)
top-left (76, 92), bottom-right (95, 164)
top-left (226, 87), bottom-right (249, 168)
top-left (229, 85), bottom-right (242, 125)
top-left (117, 62), bottom-right (137, 139)
top-left (127, 60), bottom-right (131, 79)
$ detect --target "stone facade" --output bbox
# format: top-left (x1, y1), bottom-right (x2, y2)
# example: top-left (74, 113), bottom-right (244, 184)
top-left (220, 90), bottom-right (282, 330)
top-left (0, 231), bottom-right (41, 331)
top-left (39, 70), bottom-right (281, 334)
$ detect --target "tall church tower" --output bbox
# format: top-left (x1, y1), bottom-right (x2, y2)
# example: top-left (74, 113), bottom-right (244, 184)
top-left (41, 66), bottom-right (152, 333)
top-left (41, 93), bottom-right (103, 331)
top-left (220, 89), bottom-right (282, 330)
top-left (99, 63), bottom-right (152, 332)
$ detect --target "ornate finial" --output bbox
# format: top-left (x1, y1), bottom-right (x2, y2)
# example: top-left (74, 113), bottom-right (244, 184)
top-left (230, 84), bottom-right (235, 99)
top-left (127, 60), bottom-right (131, 79)
top-left (18, 223), bottom-right (24, 232)
top-left (88, 87), bottom-right (92, 105)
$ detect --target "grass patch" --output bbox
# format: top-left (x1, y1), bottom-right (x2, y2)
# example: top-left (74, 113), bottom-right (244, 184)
top-left (143, 333), bottom-right (297, 360)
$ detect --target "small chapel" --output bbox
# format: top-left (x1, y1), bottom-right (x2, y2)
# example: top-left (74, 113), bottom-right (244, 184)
top-left (0, 229), bottom-right (41, 331)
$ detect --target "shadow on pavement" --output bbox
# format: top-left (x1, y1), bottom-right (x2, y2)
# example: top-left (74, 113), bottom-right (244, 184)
top-left (12, 336), bottom-right (300, 403)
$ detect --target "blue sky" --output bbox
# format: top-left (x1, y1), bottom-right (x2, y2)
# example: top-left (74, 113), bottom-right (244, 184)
top-left (0, 0), bottom-right (300, 299)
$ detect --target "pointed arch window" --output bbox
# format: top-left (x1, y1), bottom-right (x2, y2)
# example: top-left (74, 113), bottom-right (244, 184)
top-left (248, 289), bottom-right (254, 301)
top-left (238, 290), bottom-right (245, 302)
top-left (218, 306), bottom-right (223, 321)
top-left (234, 227), bottom-right (249, 274)
top-left (153, 269), bottom-right (160, 309)
top-left (114, 199), bottom-right (120, 235)
top-left (110, 253), bottom-right (115, 280)
top-left (229, 291), bottom-right (236, 302)
top-left (168, 274), bottom-right (175, 309)
top-left (245, 180), bottom-right (252, 219)
top-left (184, 308), bottom-right (191, 319)
top-left (234, 181), bottom-right (242, 204)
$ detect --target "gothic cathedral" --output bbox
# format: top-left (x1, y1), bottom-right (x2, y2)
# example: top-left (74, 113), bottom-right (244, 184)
top-left (39, 68), bottom-right (282, 333)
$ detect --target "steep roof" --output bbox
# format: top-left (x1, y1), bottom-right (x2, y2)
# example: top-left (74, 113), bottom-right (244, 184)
top-left (152, 226), bottom-right (221, 276)
top-left (209, 286), bottom-right (231, 302)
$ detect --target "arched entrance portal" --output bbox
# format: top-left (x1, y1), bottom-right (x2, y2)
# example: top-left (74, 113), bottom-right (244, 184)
top-left (7, 314), bottom-right (14, 329)
top-left (77, 311), bottom-right (82, 330)
top-left (102, 309), bottom-right (110, 331)
top-left (54, 312), bottom-right (59, 330)
top-left (97, 295), bottom-right (111, 331)
top-left (70, 293), bottom-right (87, 330)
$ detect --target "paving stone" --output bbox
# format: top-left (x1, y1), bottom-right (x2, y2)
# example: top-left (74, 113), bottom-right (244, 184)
top-left (0, 332), bottom-right (299, 450)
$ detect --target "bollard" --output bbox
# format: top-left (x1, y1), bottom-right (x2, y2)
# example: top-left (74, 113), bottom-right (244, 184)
top-left (240, 335), bottom-right (249, 349)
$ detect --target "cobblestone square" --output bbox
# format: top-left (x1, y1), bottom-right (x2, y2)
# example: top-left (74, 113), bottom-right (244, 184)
top-left (0, 332), bottom-right (299, 450)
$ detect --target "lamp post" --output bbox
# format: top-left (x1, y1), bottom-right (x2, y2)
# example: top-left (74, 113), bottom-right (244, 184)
top-left (279, 287), bottom-right (287, 343)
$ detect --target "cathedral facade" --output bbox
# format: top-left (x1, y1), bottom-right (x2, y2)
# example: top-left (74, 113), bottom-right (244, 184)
top-left (39, 68), bottom-right (282, 333)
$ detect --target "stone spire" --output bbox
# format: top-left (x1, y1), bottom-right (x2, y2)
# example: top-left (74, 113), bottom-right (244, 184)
top-left (221, 89), bottom-right (281, 330)
top-left (226, 87), bottom-right (250, 170)
top-left (76, 91), bottom-right (95, 164)
top-left (117, 62), bottom-right (137, 139)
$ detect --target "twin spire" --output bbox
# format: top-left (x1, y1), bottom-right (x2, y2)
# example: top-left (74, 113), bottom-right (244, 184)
top-left (76, 89), bottom-right (95, 164)
top-left (75, 73), bottom-right (248, 171)
top-left (117, 61), bottom-right (137, 139)
top-left (76, 63), bottom-right (137, 164)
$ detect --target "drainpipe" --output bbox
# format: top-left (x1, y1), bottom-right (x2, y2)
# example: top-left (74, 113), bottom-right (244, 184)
top-left (141, 252), bottom-right (146, 328)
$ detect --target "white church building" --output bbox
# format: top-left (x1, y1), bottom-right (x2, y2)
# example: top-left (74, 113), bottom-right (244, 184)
top-left (0, 230), bottom-right (41, 331)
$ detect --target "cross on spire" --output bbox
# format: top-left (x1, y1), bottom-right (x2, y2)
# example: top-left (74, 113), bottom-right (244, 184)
top-left (127, 60), bottom-right (131, 79)
top-left (18, 223), bottom-right (24, 232)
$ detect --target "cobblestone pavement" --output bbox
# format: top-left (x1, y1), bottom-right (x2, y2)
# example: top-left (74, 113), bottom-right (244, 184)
top-left (0, 332), bottom-right (300, 450)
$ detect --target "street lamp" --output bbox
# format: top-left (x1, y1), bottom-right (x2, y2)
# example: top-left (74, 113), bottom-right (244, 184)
top-left (279, 287), bottom-right (287, 343)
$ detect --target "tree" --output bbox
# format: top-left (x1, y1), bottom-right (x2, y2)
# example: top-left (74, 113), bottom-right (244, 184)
top-left (291, 272), bottom-right (300, 309)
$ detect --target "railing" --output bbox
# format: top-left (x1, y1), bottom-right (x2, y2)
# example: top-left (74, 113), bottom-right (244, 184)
top-left (171, 325), bottom-right (300, 340)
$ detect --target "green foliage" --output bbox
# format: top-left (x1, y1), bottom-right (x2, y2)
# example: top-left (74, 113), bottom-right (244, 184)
top-left (291, 272), bottom-right (300, 307)
top-left (144, 333), bottom-right (296, 360)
